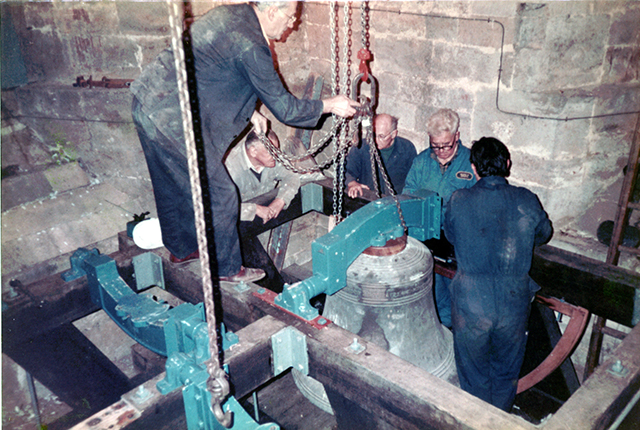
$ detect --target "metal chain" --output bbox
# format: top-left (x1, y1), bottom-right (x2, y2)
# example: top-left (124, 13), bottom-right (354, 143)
top-left (330, 1), bottom-right (340, 97)
top-left (166, 1), bottom-right (231, 427)
top-left (342, 2), bottom-right (353, 98)
top-left (365, 117), bottom-right (380, 196)
top-left (370, 138), bottom-right (408, 232)
top-left (361, 1), bottom-right (370, 50)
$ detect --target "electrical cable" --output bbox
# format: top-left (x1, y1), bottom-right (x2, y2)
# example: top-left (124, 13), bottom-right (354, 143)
top-left (367, 6), bottom-right (640, 121)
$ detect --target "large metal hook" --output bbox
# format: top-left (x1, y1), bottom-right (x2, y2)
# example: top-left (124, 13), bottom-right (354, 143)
top-left (207, 367), bottom-right (233, 428)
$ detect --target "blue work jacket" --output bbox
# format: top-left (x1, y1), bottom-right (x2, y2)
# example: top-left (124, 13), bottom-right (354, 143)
top-left (403, 143), bottom-right (476, 204)
top-left (444, 176), bottom-right (553, 303)
top-left (131, 3), bottom-right (324, 159)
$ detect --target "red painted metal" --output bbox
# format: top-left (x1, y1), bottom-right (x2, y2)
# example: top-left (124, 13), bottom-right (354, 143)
top-left (252, 288), bottom-right (332, 330)
top-left (517, 295), bottom-right (590, 393)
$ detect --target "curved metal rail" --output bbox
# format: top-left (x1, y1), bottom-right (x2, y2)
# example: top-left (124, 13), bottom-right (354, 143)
top-left (517, 295), bottom-right (590, 394)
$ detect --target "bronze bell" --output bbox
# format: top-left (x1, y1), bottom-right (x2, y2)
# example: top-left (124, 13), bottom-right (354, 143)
top-left (324, 235), bottom-right (456, 381)
top-left (293, 236), bottom-right (457, 414)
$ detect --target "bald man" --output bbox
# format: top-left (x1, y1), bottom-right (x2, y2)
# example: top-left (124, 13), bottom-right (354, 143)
top-left (346, 114), bottom-right (417, 198)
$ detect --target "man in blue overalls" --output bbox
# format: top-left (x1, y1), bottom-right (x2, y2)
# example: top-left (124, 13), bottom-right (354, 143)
top-left (444, 137), bottom-right (553, 411)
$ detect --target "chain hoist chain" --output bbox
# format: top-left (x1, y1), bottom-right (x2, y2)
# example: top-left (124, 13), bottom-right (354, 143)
top-left (166, 1), bottom-right (230, 427)
top-left (361, 1), bottom-right (370, 49)
top-left (332, 126), bottom-right (340, 221)
top-left (330, 1), bottom-right (340, 97)
top-left (365, 118), bottom-right (380, 196)
top-left (257, 115), bottom-right (363, 175)
top-left (369, 138), bottom-right (408, 232)
top-left (342, 2), bottom-right (353, 97)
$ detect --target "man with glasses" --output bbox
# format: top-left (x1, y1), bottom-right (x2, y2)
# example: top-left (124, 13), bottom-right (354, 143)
top-left (345, 113), bottom-right (417, 198)
top-left (403, 108), bottom-right (476, 328)
top-left (131, 1), bottom-right (358, 282)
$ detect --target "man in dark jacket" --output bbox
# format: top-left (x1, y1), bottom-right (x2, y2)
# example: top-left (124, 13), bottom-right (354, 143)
top-left (131, 2), bottom-right (357, 282)
top-left (444, 137), bottom-right (553, 411)
top-left (346, 113), bottom-right (417, 198)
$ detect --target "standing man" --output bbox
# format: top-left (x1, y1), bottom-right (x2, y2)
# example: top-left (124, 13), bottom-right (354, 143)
top-left (346, 113), bottom-right (417, 198)
top-left (403, 108), bottom-right (476, 328)
top-left (131, 2), bottom-right (358, 282)
top-left (444, 137), bottom-right (553, 411)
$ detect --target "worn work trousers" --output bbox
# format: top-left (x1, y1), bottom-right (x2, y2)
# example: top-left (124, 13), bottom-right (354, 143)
top-left (238, 193), bottom-right (303, 293)
top-left (435, 273), bottom-right (452, 328)
top-left (452, 274), bottom-right (532, 412)
top-left (131, 97), bottom-right (241, 277)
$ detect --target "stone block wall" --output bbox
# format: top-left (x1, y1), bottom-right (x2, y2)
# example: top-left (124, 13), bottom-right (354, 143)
top-left (281, 1), bottom-right (640, 268)
top-left (1, 84), bottom-right (154, 284)
top-left (2, 1), bottom-right (639, 286)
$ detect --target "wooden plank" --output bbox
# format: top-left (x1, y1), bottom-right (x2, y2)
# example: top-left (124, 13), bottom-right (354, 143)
top-left (2, 232), bottom-right (147, 346)
top-left (542, 323), bottom-right (640, 430)
top-left (531, 245), bottom-right (639, 326)
top-left (307, 323), bottom-right (536, 430)
top-left (246, 371), bottom-right (336, 430)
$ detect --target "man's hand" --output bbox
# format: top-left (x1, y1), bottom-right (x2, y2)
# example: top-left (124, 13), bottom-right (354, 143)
top-left (347, 180), bottom-right (369, 198)
top-left (255, 204), bottom-right (272, 223)
top-left (322, 95), bottom-right (360, 117)
top-left (268, 198), bottom-right (286, 219)
top-left (250, 111), bottom-right (268, 134)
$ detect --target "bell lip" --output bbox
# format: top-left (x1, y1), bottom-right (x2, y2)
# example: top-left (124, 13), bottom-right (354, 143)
top-left (362, 235), bottom-right (408, 256)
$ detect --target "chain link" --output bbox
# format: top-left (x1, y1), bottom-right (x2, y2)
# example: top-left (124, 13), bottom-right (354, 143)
top-left (361, 1), bottom-right (370, 49)
top-left (330, 1), bottom-right (339, 97)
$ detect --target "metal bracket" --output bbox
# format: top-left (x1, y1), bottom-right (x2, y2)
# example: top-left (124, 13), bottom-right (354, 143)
top-left (301, 182), bottom-right (324, 214)
top-left (133, 252), bottom-right (165, 290)
top-left (274, 193), bottom-right (441, 320)
top-left (271, 327), bottom-right (308, 377)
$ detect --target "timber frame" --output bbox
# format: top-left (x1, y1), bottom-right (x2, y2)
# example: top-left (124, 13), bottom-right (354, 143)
top-left (3, 179), bottom-right (640, 429)
top-left (4, 229), bottom-right (639, 430)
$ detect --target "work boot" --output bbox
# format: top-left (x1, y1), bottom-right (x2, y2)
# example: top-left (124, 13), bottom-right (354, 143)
top-left (219, 266), bottom-right (265, 283)
top-left (169, 250), bottom-right (200, 265)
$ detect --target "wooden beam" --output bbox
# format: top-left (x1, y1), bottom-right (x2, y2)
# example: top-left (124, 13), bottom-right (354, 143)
top-left (71, 316), bottom-right (287, 430)
top-left (542, 323), bottom-right (640, 430)
top-left (307, 323), bottom-right (536, 430)
top-left (531, 244), bottom-right (639, 326)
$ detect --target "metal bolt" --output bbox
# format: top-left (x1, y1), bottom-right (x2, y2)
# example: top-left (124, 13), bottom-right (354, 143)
top-left (608, 359), bottom-right (629, 378)
top-left (612, 360), bottom-right (623, 373)
top-left (350, 338), bottom-right (360, 351)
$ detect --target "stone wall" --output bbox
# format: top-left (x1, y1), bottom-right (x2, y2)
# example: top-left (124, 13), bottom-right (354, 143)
top-left (2, 1), bottom-right (639, 287)
top-left (285, 1), bottom-right (640, 267)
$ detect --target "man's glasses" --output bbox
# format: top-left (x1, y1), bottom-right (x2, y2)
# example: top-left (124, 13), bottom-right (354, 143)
top-left (430, 137), bottom-right (456, 151)
top-left (376, 130), bottom-right (395, 140)
top-left (279, 9), bottom-right (297, 24)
